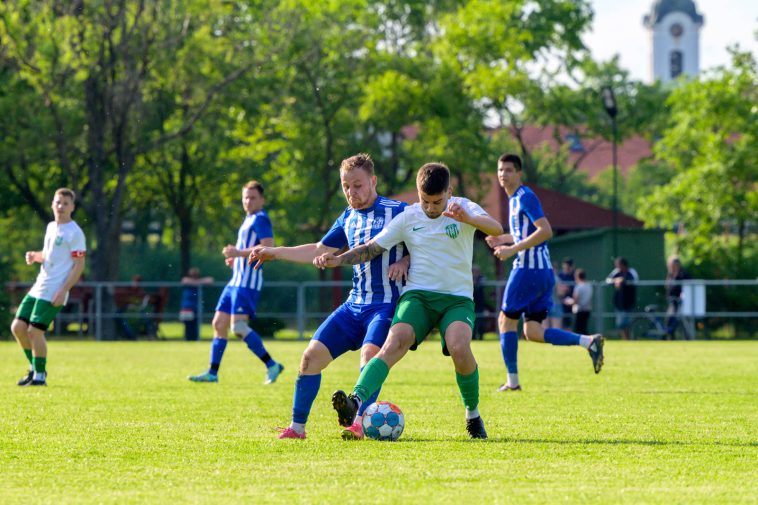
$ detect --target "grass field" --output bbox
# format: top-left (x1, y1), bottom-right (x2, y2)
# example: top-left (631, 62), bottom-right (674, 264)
top-left (1, 339), bottom-right (756, 504)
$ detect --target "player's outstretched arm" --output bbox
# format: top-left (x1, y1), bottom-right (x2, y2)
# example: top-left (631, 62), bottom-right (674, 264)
top-left (313, 240), bottom-right (387, 269)
top-left (443, 202), bottom-right (503, 236)
top-left (493, 217), bottom-right (552, 261)
top-left (485, 234), bottom-right (514, 248)
top-left (249, 243), bottom-right (339, 269)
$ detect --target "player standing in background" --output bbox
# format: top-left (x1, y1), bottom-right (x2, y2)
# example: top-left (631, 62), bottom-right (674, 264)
top-left (188, 181), bottom-right (284, 384)
top-left (317, 162), bottom-right (503, 439)
top-left (11, 188), bottom-right (86, 386)
top-left (485, 154), bottom-right (604, 393)
top-left (249, 154), bottom-right (409, 440)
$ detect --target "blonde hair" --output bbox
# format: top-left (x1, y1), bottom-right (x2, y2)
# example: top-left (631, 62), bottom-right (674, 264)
top-left (340, 153), bottom-right (374, 176)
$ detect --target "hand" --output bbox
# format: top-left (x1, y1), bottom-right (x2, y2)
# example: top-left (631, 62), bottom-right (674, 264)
top-left (222, 244), bottom-right (238, 258)
top-left (25, 251), bottom-right (40, 265)
top-left (313, 252), bottom-right (340, 269)
top-left (51, 289), bottom-right (67, 307)
top-left (442, 201), bottom-right (470, 223)
top-left (493, 245), bottom-right (518, 261)
top-left (485, 235), bottom-right (512, 248)
top-left (248, 245), bottom-right (275, 269)
top-left (225, 257), bottom-right (234, 268)
top-left (388, 259), bottom-right (409, 283)
top-left (614, 278), bottom-right (624, 288)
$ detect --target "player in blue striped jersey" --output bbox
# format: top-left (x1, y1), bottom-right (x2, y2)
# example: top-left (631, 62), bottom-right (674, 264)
top-left (188, 181), bottom-right (284, 385)
top-left (249, 154), bottom-right (409, 440)
top-left (486, 154), bottom-right (605, 391)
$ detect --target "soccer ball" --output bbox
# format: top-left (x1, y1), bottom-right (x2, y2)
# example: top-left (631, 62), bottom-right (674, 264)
top-left (361, 401), bottom-right (404, 441)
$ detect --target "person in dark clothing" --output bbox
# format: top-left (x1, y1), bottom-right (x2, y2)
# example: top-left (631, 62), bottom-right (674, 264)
top-left (605, 257), bottom-right (638, 340)
top-left (180, 268), bottom-right (213, 341)
top-left (556, 258), bottom-right (575, 329)
top-left (664, 256), bottom-right (690, 339)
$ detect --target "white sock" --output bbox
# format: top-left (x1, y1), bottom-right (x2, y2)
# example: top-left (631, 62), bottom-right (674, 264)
top-left (33, 372), bottom-right (46, 381)
top-left (290, 422), bottom-right (306, 434)
top-left (579, 335), bottom-right (592, 349)
top-left (507, 373), bottom-right (520, 387)
top-left (353, 414), bottom-right (363, 426)
top-left (465, 407), bottom-right (480, 420)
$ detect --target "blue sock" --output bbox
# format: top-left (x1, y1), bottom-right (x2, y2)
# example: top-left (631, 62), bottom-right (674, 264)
top-left (209, 337), bottom-right (228, 375)
top-left (243, 330), bottom-right (275, 367)
top-left (357, 365), bottom-right (381, 416)
top-left (292, 374), bottom-right (321, 424)
top-left (499, 331), bottom-right (518, 373)
top-left (544, 328), bottom-right (582, 346)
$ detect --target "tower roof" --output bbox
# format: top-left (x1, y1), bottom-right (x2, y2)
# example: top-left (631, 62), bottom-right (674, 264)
top-left (643, 0), bottom-right (704, 27)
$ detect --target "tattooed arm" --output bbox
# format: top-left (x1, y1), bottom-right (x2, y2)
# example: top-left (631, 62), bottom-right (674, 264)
top-left (313, 240), bottom-right (387, 269)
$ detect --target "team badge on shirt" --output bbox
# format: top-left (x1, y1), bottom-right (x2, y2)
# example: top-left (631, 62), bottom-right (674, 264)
top-left (55, 236), bottom-right (63, 246)
top-left (372, 217), bottom-right (385, 229)
top-left (445, 223), bottom-right (459, 239)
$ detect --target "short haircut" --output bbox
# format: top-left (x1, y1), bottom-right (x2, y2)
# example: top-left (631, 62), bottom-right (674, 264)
top-left (498, 153), bottom-right (522, 171)
top-left (616, 257), bottom-right (629, 268)
top-left (340, 153), bottom-right (374, 176)
top-left (243, 180), bottom-right (264, 196)
top-left (416, 162), bottom-right (450, 195)
top-left (563, 257), bottom-right (574, 266)
top-left (55, 187), bottom-right (76, 203)
top-left (575, 268), bottom-right (586, 281)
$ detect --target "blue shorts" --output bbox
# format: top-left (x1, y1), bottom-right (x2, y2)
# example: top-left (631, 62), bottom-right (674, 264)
top-left (215, 285), bottom-right (260, 317)
top-left (501, 268), bottom-right (555, 320)
top-left (313, 302), bottom-right (394, 359)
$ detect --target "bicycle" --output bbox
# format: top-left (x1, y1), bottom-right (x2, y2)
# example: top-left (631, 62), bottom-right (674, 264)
top-left (629, 304), bottom-right (692, 340)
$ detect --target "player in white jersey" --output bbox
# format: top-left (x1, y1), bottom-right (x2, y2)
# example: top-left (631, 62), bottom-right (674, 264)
top-left (188, 181), bottom-right (284, 385)
top-left (248, 153), bottom-right (409, 440)
top-left (485, 153), bottom-right (604, 393)
top-left (317, 162), bottom-right (503, 439)
top-left (11, 188), bottom-right (86, 386)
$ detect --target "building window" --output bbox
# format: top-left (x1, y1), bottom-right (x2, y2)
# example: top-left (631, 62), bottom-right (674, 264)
top-left (670, 50), bottom-right (683, 78)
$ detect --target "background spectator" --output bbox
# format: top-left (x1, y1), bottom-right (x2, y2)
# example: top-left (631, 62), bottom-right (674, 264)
top-left (556, 257), bottom-right (575, 329)
top-left (180, 267), bottom-right (214, 341)
top-left (606, 257), bottom-right (638, 340)
top-left (568, 268), bottom-right (593, 335)
top-left (665, 256), bottom-right (690, 340)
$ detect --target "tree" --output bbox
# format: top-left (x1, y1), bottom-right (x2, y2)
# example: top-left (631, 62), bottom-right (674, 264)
top-left (639, 48), bottom-right (758, 276)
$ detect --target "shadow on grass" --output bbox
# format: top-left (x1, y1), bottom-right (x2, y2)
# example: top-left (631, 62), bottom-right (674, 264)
top-left (395, 437), bottom-right (757, 448)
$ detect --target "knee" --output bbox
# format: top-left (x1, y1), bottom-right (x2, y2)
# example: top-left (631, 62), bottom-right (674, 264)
top-left (299, 348), bottom-right (325, 375)
top-left (10, 319), bottom-right (24, 336)
top-left (232, 320), bottom-right (251, 338)
top-left (383, 331), bottom-right (413, 355)
top-left (446, 338), bottom-right (472, 361)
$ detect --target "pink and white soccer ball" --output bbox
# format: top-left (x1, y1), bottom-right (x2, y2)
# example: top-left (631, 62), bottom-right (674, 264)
top-left (361, 401), bottom-right (404, 441)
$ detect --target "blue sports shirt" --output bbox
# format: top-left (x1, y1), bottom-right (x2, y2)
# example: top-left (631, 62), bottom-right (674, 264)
top-left (321, 196), bottom-right (407, 305)
top-left (508, 186), bottom-right (552, 270)
top-left (228, 210), bottom-right (274, 290)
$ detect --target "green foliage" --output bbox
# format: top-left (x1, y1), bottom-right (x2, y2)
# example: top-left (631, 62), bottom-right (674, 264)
top-left (639, 49), bottom-right (758, 276)
top-left (0, 341), bottom-right (756, 503)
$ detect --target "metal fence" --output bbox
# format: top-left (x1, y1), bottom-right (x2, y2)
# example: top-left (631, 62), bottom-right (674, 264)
top-left (5, 279), bottom-right (757, 340)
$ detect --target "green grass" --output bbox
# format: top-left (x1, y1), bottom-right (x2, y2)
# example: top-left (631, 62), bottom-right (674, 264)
top-left (1, 340), bottom-right (756, 504)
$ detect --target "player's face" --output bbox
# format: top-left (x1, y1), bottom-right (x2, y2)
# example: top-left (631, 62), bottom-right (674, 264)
top-left (497, 161), bottom-right (521, 191)
top-left (242, 188), bottom-right (264, 214)
top-left (341, 169), bottom-right (377, 210)
top-left (51, 194), bottom-right (74, 222)
top-left (418, 188), bottom-right (451, 219)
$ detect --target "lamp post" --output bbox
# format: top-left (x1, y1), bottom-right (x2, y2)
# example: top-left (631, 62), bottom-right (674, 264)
top-left (601, 86), bottom-right (619, 260)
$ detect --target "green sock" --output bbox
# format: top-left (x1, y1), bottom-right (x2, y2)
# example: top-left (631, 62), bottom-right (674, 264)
top-left (455, 366), bottom-right (480, 411)
top-left (23, 349), bottom-right (33, 365)
top-left (32, 356), bottom-right (47, 374)
top-left (353, 358), bottom-right (390, 403)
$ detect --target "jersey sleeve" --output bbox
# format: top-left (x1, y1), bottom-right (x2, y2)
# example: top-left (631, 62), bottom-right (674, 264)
top-left (255, 214), bottom-right (274, 240)
top-left (521, 192), bottom-right (545, 222)
top-left (320, 213), bottom-right (348, 249)
top-left (462, 198), bottom-right (488, 217)
top-left (374, 211), bottom-right (406, 250)
top-left (70, 228), bottom-right (87, 257)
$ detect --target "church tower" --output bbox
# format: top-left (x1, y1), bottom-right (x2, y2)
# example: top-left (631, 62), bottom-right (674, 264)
top-left (643, 0), bottom-right (704, 83)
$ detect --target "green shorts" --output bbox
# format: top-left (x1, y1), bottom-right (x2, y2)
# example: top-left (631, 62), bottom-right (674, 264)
top-left (392, 290), bottom-right (475, 356)
top-left (15, 294), bottom-right (62, 330)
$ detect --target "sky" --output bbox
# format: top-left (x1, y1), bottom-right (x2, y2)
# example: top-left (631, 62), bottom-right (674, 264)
top-left (584, 0), bottom-right (758, 82)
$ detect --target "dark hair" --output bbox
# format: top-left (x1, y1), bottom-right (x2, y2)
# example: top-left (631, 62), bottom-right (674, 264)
top-left (55, 187), bottom-right (76, 203)
top-left (340, 153), bottom-right (374, 176)
top-left (575, 268), bottom-right (586, 281)
top-left (562, 257), bottom-right (574, 266)
top-left (615, 256), bottom-right (629, 268)
top-left (243, 180), bottom-right (264, 196)
top-left (416, 162), bottom-right (450, 195)
top-left (498, 153), bottom-right (522, 171)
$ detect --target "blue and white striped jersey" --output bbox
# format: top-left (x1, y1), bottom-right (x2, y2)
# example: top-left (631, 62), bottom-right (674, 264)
top-left (228, 210), bottom-right (274, 290)
top-left (321, 196), bottom-right (407, 305)
top-left (508, 186), bottom-right (552, 270)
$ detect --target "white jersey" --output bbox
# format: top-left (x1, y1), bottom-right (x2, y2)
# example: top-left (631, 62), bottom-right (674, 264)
top-left (374, 196), bottom-right (486, 299)
top-left (29, 220), bottom-right (86, 302)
